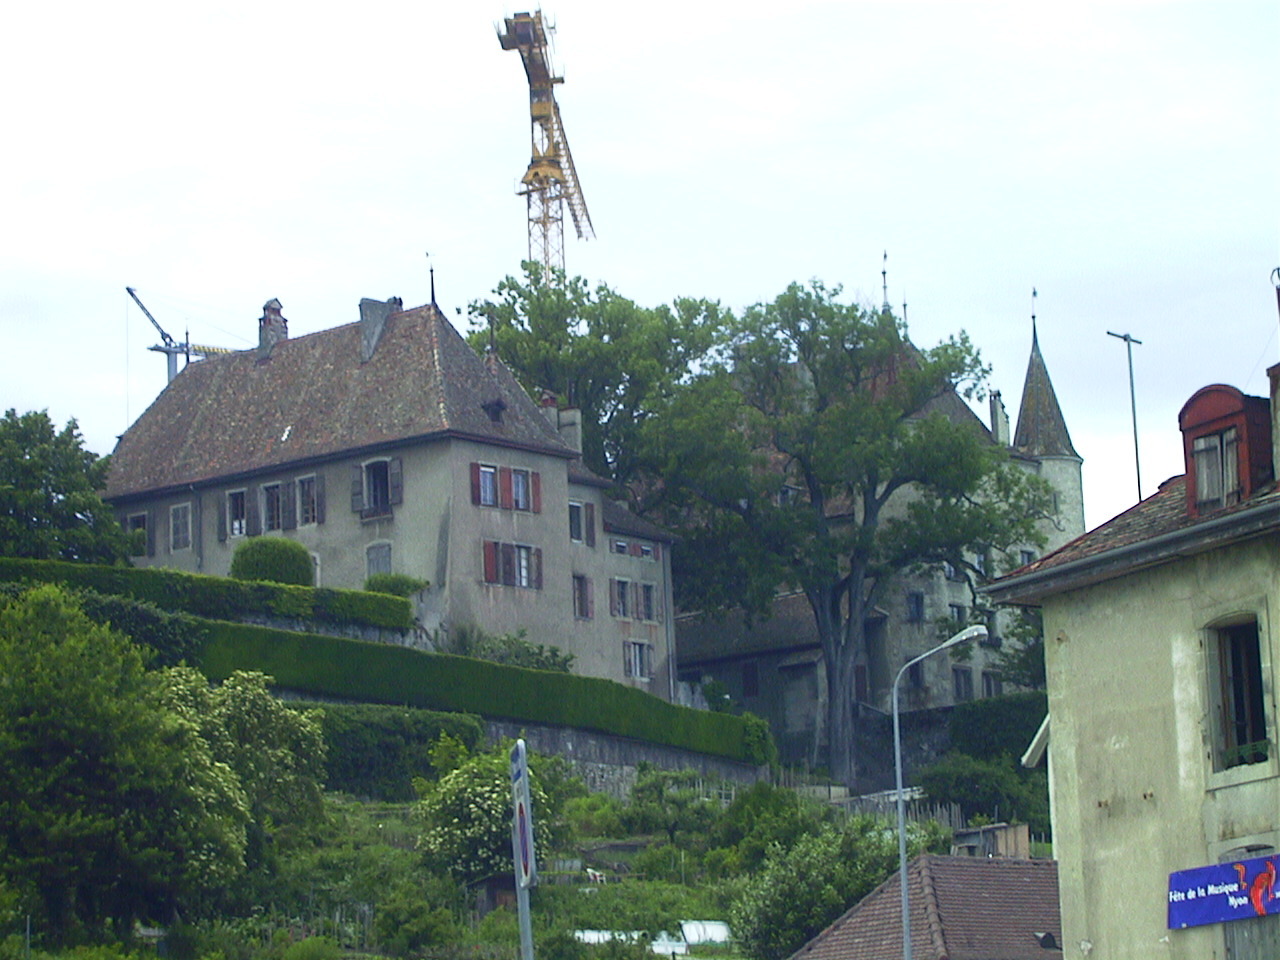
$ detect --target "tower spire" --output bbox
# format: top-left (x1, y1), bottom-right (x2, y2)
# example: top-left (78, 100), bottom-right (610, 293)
top-left (881, 251), bottom-right (891, 312)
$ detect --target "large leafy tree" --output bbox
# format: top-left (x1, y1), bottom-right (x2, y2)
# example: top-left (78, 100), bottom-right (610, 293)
top-left (468, 264), bottom-right (730, 486)
top-left (0, 409), bottom-right (131, 563)
top-left (640, 282), bottom-right (1051, 785)
top-left (0, 585), bottom-right (248, 940)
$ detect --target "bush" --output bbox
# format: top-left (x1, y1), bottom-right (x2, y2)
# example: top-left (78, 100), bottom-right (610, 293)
top-left (948, 691), bottom-right (1047, 759)
top-left (230, 538), bottom-right (314, 586)
top-left (281, 937), bottom-right (340, 960)
top-left (364, 572), bottom-right (428, 596)
top-left (919, 752), bottom-right (1050, 834)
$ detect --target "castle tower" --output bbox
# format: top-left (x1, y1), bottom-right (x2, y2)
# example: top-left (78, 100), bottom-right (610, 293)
top-left (1012, 325), bottom-right (1085, 546)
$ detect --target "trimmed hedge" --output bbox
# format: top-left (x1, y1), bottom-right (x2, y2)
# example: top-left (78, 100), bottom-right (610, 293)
top-left (199, 622), bottom-right (774, 766)
top-left (0, 557), bottom-right (412, 632)
top-left (310, 702), bottom-right (485, 801)
top-left (230, 537), bottom-right (315, 585)
top-left (948, 691), bottom-right (1048, 760)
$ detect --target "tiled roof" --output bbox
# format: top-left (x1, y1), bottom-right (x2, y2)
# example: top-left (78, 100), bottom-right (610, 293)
top-left (987, 474), bottom-right (1280, 604)
top-left (1013, 329), bottom-right (1078, 460)
top-left (791, 855), bottom-right (1062, 960)
top-left (677, 592), bottom-right (820, 663)
top-left (601, 498), bottom-right (676, 544)
top-left (105, 302), bottom-right (572, 499)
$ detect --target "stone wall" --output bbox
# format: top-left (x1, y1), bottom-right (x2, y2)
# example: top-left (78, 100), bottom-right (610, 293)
top-left (485, 719), bottom-right (768, 800)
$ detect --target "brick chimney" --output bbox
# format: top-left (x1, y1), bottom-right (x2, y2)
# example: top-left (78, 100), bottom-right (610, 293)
top-left (258, 299), bottom-right (288, 360)
top-left (989, 390), bottom-right (1010, 446)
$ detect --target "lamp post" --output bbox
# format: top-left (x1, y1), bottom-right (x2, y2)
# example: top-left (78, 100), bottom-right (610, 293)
top-left (893, 623), bottom-right (987, 960)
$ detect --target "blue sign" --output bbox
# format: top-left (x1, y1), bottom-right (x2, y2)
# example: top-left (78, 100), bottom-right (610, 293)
top-left (1168, 854), bottom-right (1279, 929)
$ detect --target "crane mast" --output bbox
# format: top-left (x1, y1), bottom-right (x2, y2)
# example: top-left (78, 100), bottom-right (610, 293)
top-left (498, 11), bottom-right (593, 278)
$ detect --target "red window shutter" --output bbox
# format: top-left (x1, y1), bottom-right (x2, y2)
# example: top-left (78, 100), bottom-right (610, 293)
top-left (584, 503), bottom-right (596, 546)
top-left (217, 494), bottom-right (228, 542)
top-left (533, 548), bottom-right (543, 589)
top-left (531, 472), bottom-right (542, 513)
top-left (483, 540), bottom-right (499, 583)
top-left (630, 542), bottom-right (642, 557)
top-left (499, 467), bottom-right (513, 510)
top-left (632, 581), bottom-right (641, 618)
top-left (653, 543), bottom-right (661, 561)
top-left (350, 465), bottom-right (365, 513)
top-left (586, 577), bottom-right (594, 619)
top-left (470, 463), bottom-right (481, 505)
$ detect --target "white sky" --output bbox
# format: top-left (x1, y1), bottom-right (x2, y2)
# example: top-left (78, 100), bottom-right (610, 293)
top-left (2, 1), bottom-right (1276, 531)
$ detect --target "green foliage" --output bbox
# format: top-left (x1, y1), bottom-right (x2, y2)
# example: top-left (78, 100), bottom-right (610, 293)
top-left (729, 815), bottom-right (947, 960)
top-left (947, 690), bottom-right (1048, 759)
top-left (441, 622), bottom-right (575, 673)
top-left (230, 538), bottom-right (314, 586)
top-left (918, 753), bottom-right (1050, 835)
top-left (0, 409), bottom-right (132, 564)
top-left (993, 606), bottom-right (1047, 689)
top-left (564, 793), bottom-right (625, 838)
top-left (363, 572), bottom-right (428, 596)
top-left (315, 703), bottom-right (483, 800)
top-left (536, 880), bottom-right (715, 936)
top-left (705, 781), bottom-right (836, 875)
top-left (623, 766), bottom-right (720, 845)
top-left (0, 585), bottom-right (248, 940)
top-left (198, 623), bottom-right (773, 765)
top-left (280, 938), bottom-right (340, 960)
top-left (637, 280), bottom-right (1053, 782)
top-left (469, 265), bottom-right (731, 485)
top-left (373, 885), bottom-right (461, 956)
top-left (74, 587), bottom-right (208, 666)
top-left (415, 743), bottom-right (558, 885)
top-left (160, 669), bottom-right (327, 831)
top-left (0, 556), bottom-right (413, 631)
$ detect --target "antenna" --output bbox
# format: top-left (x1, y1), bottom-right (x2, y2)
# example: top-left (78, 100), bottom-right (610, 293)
top-left (1107, 330), bottom-right (1144, 502)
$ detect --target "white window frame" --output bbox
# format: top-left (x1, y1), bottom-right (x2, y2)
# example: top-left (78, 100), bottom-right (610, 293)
top-left (569, 502), bottom-right (584, 542)
top-left (640, 583), bottom-right (656, 622)
top-left (1194, 427), bottom-right (1240, 510)
top-left (515, 544), bottom-right (533, 588)
top-left (624, 640), bottom-right (652, 680)
top-left (512, 469), bottom-right (531, 511)
top-left (366, 541), bottom-right (392, 578)
top-left (613, 539), bottom-right (629, 555)
top-left (573, 574), bottom-right (591, 619)
top-left (478, 464), bottom-right (498, 507)
top-left (262, 482), bottom-right (283, 531)
top-left (297, 476), bottom-right (318, 526)
top-left (364, 460), bottom-right (392, 516)
top-left (170, 502), bottom-right (191, 552)
top-left (615, 578), bottom-right (631, 619)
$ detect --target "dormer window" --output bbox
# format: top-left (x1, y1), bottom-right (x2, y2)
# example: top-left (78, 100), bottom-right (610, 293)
top-left (482, 398), bottom-right (506, 423)
top-left (1192, 427), bottom-right (1239, 511)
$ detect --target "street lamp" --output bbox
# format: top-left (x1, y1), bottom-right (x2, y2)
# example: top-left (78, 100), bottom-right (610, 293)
top-left (892, 623), bottom-right (987, 960)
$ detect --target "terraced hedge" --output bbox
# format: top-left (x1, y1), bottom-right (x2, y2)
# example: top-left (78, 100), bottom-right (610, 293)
top-left (200, 622), bottom-right (774, 766)
top-left (0, 557), bottom-right (412, 631)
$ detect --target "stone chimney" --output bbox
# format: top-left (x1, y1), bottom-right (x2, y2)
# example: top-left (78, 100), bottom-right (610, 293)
top-left (257, 299), bottom-right (288, 360)
top-left (557, 408), bottom-right (583, 454)
top-left (989, 390), bottom-right (1010, 446)
top-left (359, 296), bottom-right (402, 362)
top-left (538, 389), bottom-right (559, 427)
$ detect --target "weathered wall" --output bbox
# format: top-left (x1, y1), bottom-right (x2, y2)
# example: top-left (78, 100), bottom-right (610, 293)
top-left (1042, 535), bottom-right (1280, 960)
top-left (485, 719), bottom-right (768, 800)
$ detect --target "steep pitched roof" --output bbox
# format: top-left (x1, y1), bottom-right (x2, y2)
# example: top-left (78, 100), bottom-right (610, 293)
top-left (1013, 328), bottom-right (1078, 460)
top-left (106, 302), bottom-right (572, 499)
top-left (791, 855), bottom-right (1062, 960)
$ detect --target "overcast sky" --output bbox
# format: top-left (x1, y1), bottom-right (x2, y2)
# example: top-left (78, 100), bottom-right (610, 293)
top-left (3, 1), bottom-right (1276, 531)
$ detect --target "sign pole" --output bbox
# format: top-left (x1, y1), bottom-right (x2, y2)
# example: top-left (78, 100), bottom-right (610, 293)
top-left (510, 739), bottom-right (537, 960)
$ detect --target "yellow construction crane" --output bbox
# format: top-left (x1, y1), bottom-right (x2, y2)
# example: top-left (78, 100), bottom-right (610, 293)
top-left (498, 10), bottom-right (593, 278)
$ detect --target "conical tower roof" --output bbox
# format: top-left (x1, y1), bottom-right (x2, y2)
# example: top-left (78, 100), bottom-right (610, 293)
top-left (1013, 326), bottom-right (1079, 460)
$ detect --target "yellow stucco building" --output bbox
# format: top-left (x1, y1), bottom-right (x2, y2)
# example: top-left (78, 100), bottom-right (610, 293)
top-left (989, 373), bottom-right (1280, 959)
